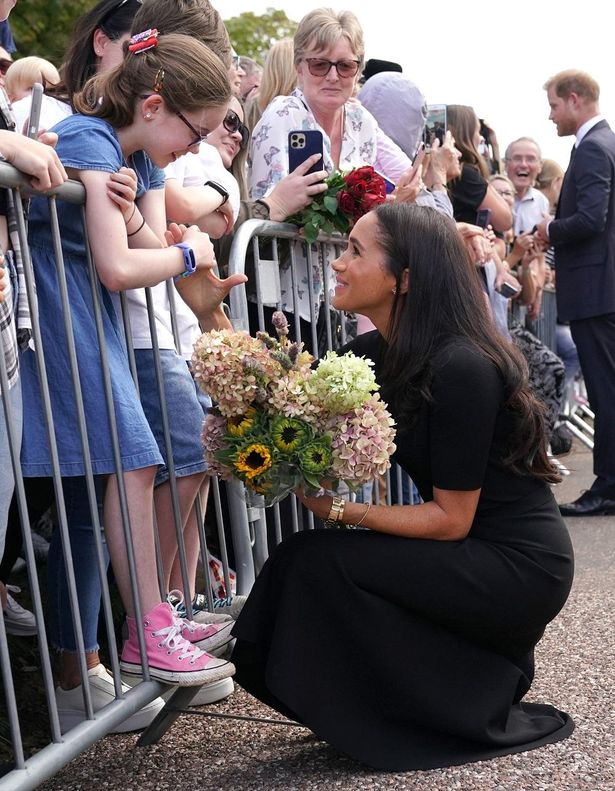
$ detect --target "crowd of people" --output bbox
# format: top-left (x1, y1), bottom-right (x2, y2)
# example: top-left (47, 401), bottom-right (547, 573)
top-left (2, 0), bottom-right (613, 773)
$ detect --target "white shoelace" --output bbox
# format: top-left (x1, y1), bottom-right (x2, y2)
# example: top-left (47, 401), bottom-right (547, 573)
top-left (167, 589), bottom-right (217, 636)
top-left (152, 621), bottom-right (208, 664)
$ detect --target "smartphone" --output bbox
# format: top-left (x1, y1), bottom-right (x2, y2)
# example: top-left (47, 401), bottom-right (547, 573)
top-left (423, 104), bottom-right (447, 151)
top-left (497, 281), bottom-right (521, 299)
top-left (288, 130), bottom-right (324, 176)
top-left (375, 170), bottom-right (396, 194)
top-left (27, 82), bottom-right (44, 139)
top-left (475, 208), bottom-right (492, 229)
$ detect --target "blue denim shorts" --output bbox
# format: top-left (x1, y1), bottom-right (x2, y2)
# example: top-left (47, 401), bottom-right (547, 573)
top-left (134, 349), bottom-right (211, 486)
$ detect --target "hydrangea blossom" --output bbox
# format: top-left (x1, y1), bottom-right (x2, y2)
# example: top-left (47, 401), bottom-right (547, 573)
top-left (310, 352), bottom-right (379, 414)
top-left (327, 394), bottom-right (397, 484)
top-left (201, 414), bottom-right (232, 479)
top-left (192, 329), bottom-right (282, 417)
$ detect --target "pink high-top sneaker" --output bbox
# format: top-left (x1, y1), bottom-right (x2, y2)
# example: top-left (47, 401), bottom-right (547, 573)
top-left (120, 602), bottom-right (235, 686)
top-left (166, 590), bottom-right (235, 652)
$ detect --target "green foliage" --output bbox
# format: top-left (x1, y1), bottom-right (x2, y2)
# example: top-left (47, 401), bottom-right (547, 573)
top-left (10, 0), bottom-right (91, 63)
top-left (224, 7), bottom-right (297, 64)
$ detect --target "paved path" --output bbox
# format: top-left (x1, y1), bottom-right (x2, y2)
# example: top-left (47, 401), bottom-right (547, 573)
top-left (42, 443), bottom-right (615, 791)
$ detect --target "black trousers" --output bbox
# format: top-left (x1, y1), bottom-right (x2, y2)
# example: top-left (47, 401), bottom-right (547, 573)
top-left (570, 312), bottom-right (615, 497)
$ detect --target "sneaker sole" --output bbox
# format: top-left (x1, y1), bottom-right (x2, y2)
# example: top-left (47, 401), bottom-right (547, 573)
top-left (58, 698), bottom-right (165, 735)
top-left (3, 622), bottom-right (37, 637)
top-left (121, 674), bottom-right (235, 706)
top-left (119, 659), bottom-right (236, 687)
top-left (190, 620), bottom-right (235, 653)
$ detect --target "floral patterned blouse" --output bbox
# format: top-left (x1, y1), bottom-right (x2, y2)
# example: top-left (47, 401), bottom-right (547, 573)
top-left (247, 89), bottom-right (380, 321)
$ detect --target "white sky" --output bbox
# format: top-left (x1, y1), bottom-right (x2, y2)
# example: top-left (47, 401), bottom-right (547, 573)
top-left (223, 0), bottom-right (615, 170)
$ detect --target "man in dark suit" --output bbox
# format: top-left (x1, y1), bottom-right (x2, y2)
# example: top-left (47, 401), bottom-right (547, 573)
top-left (536, 69), bottom-right (615, 516)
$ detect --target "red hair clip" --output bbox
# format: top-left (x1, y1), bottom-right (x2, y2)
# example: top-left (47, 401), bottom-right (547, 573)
top-left (128, 28), bottom-right (159, 54)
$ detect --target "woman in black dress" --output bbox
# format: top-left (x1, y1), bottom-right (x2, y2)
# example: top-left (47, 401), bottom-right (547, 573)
top-left (231, 203), bottom-right (574, 771)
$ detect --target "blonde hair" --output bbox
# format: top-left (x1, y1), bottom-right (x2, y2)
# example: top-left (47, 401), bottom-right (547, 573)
top-left (243, 38), bottom-right (296, 131)
top-left (5, 56), bottom-right (60, 101)
top-left (536, 159), bottom-right (564, 191)
top-left (489, 173), bottom-right (515, 191)
top-left (294, 8), bottom-right (364, 68)
top-left (543, 69), bottom-right (600, 103)
top-left (73, 33), bottom-right (230, 127)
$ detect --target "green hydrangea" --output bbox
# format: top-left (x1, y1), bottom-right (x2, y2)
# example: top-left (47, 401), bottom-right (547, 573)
top-left (309, 352), bottom-right (379, 414)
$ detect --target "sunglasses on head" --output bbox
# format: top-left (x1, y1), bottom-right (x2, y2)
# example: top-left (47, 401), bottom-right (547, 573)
top-left (99, 0), bottom-right (143, 31)
top-left (0, 58), bottom-right (13, 76)
top-left (304, 58), bottom-right (361, 78)
top-left (223, 109), bottom-right (249, 150)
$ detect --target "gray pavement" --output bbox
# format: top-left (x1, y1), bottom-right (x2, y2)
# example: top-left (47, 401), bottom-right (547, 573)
top-left (41, 441), bottom-right (614, 791)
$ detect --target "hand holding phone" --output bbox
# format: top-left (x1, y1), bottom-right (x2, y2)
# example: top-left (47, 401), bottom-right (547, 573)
top-left (27, 82), bottom-right (44, 140)
top-left (497, 280), bottom-right (521, 299)
top-left (423, 104), bottom-right (447, 152)
top-left (475, 208), bottom-right (492, 229)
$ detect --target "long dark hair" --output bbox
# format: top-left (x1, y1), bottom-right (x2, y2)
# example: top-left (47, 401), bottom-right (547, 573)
top-left (446, 104), bottom-right (490, 180)
top-left (375, 203), bottom-right (560, 483)
top-left (47, 0), bottom-right (142, 106)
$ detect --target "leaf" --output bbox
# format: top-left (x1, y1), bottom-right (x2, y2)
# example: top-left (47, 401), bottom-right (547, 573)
top-left (303, 222), bottom-right (320, 244)
top-left (323, 195), bottom-right (339, 214)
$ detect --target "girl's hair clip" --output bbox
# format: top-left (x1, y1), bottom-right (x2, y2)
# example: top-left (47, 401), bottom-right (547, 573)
top-left (128, 28), bottom-right (159, 54)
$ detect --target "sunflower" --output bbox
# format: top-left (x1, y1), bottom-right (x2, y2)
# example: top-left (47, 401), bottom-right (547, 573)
top-left (235, 444), bottom-right (273, 480)
top-left (300, 438), bottom-right (332, 475)
top-left (271, 416), bottom-right (311, 453)
top-left (227, 406), bottom-right (257, 437)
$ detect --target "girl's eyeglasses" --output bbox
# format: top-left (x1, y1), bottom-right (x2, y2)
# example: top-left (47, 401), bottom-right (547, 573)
top-left (223, 110), bottom-right (249, 151)
top-left (175, 110), bottom-right (208, 148)
top-left (304, 58), bottom-right (361, 78)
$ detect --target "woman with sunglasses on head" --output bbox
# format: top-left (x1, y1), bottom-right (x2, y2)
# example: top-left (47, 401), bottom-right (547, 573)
top-left (19, 32), bottom-right (245, 724)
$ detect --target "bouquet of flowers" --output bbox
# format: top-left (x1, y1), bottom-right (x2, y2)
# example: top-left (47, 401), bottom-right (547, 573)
top-left (287, 165), bottom-right (388, 244)
top-left (192, 312), bottom-right (396, 506)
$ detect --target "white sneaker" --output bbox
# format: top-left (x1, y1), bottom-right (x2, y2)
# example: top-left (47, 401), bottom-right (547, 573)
top-left (193, 595), bottom-right (247, 623)
top-left (122, 672), bottom-right (234, 706)
top-left (2, 586), bottom-right (37, 637)
top-left (55, 664), bottom-right (165, 734)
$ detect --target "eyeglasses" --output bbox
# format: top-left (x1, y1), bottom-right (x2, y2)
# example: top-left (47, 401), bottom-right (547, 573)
top-left (175, 110), bottom-right (208, 148)
top-left (0, 58), bottom-right (12, 76)
top-left (99, 0), bottom-right (143, 31)
top-left (507, 155), bottom-right (539, 165)
top-left (495, 189), bottom-right (515, 198)
top-left (304, 58), bottom-right (361, 78)
top-left (231, 54), bottom-right (241, 69)
top-left (223, 109), bottom-right (250, 150)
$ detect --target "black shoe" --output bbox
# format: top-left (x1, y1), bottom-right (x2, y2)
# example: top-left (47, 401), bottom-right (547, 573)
top-left (559, 491), bottom-right (615, 516)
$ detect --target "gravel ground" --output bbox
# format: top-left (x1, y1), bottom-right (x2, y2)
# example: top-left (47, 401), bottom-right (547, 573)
top-left (40, 443), bottom-right (615, 791)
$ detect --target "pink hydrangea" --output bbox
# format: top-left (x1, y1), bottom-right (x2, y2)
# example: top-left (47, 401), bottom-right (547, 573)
top-left (192, 330), bottom-right (282, 417)
top-left (266, 367), bottom-right (325, 424)
top-left (326, 394), bottom-right (397, 484)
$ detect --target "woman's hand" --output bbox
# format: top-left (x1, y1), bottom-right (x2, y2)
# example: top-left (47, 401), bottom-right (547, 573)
top-left (264, 153), bottom-right (328, 221)
top-left (391, 162), bottom-right (423, 204)
top-left (294, 488), bottom-right (334, 520)
top-left (0, 129), bottom-right (67, 191)
top-left (107, 166), bottom-right (138, 221)
top-left (456, 222), bottom-right (491, 265)
top-left (424, 131), bottom-right (458, 187)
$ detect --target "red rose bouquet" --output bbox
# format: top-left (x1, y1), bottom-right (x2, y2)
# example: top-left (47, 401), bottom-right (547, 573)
top-left (287, 165), bottom-right (387, 244)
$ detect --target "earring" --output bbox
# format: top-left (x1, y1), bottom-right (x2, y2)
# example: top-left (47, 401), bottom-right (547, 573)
top-left (391, 287), bottom-right (397, 295)
top-left (145, 113), bottom-right (152, 119)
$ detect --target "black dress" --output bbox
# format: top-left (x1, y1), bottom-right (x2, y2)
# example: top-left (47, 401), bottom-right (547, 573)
top-left (231, 332), bottom-right (575, 771)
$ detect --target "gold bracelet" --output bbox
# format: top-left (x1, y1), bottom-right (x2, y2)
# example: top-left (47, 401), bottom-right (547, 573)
top-left (353, 502), bottom-right (371, 528)
top-left (324, 496), bottom-right (345, 528)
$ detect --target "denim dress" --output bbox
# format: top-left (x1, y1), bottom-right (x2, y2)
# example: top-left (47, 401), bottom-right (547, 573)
top-left (20, 115), bottom-right (163, 477)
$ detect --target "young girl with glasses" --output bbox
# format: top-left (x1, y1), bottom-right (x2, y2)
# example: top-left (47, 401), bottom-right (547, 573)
top-left (19, 32), bottom-right (244, 698)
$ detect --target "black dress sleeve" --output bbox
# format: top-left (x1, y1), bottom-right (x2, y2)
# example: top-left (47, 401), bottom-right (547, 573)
top-left (428, 343), bottom-right (504, 490)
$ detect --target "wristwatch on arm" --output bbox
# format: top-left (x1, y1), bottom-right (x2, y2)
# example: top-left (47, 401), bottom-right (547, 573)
top-left (204, 180), bottom-right (229, 207)
top-left (173, 241), bottom-right (196, 281)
